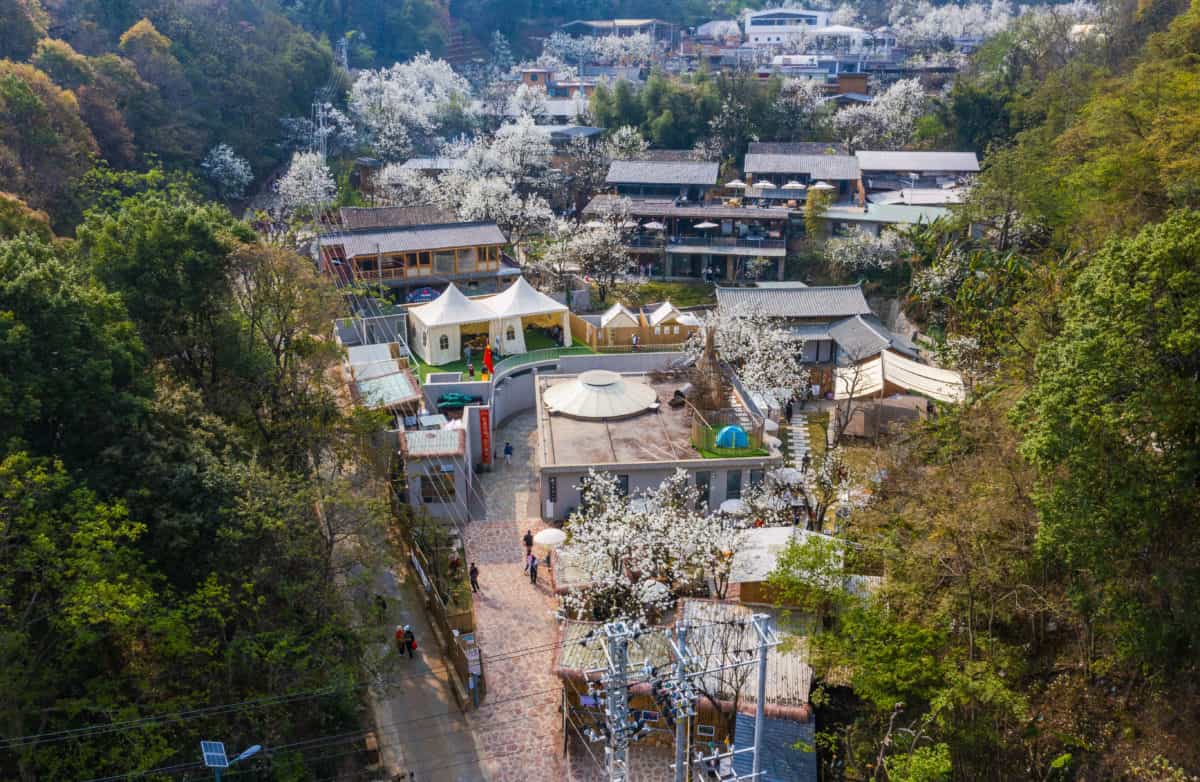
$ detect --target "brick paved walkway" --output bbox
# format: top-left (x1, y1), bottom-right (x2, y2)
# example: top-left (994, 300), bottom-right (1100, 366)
top-left (463, 412), bottom-right (567, 781)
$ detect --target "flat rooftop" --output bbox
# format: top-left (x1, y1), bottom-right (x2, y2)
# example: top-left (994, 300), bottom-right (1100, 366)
top-left (537, 373), bottom-right (705, 467)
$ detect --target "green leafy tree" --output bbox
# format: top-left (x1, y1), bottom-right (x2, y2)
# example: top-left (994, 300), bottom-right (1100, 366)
top-left (1022, 210), bottom-right (1200, 666)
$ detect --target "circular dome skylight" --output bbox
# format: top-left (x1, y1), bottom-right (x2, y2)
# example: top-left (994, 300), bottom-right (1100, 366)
top-left (543, 371), bottom-right (658, 420)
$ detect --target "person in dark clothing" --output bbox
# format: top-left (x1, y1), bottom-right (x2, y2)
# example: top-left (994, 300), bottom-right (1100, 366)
top-left (504, 441), bottom-right (514, 465)
top-left (785, 400), bottom-right (793, 421)
top-left (801, 452), bottom-right (812, 474)
top-left (529, 556), bottom-right (539, 585)
top-left (467, 362), bottom-right (475, 379)
top-left (523, 529), bottom-right (534, 556)
top-left (396, 625), bottom-right (415, 659)
top-left (469, 562), bottom-right (480, 593)
top-left (374, 594), bottom-right (388, 622)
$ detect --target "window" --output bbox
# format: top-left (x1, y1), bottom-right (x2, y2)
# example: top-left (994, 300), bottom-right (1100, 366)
top-left (548, 476), bottom-right (557, 502)
top-left (653, 326), bottom-right (661, 335)
top-left (617, 475), bottom-right (630, 496)
top-left (434, 250), bottom-right (455, 275)
top-left (530, 73), bottom-right (539, 81)
top-left (726, 470), bottom-right (742, 500)
top-left (420, 469), bottom-right (455, 503)
top-left (695, 471), bottom-right (711, 508)
top-left (641, 710), bottom-right (660, 722)
top-left (422, 332), bottom-right (428, 346)
top-left (457, 246), bottom-right (478, 273)
top-left (672, 325), bottom-right (680, 335)
top-left (439, 334), bottom-right (450, 350)
top-left (749, 469), bottom-right (765, 488)
top-left (506, 326), bottom-right (516, 341)
top-left (696, 724), bottom-right (716, 738)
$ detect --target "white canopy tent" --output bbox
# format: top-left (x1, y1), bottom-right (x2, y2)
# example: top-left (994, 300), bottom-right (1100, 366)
top-left (835, 350), bottom-right (965, 404)
top-left (482, 277), bottom-right (570, 355)
top-left (407, 278), bottom-right (572, 366)
top-left (407, 284), bottom-right (495, 365)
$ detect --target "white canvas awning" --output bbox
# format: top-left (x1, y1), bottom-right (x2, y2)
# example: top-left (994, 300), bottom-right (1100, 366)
top-left (835, 350), bottom-right (965, 404)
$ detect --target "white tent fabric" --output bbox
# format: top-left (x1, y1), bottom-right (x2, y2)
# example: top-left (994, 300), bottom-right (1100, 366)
top-left (408, 284), bottom-right (495, 365)
top-left (835, 350), bottom-right (965, 403)
top-left (482, 277), bottom-right (571, 351)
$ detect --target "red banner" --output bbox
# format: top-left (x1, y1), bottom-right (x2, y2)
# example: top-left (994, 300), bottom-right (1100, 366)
top-left (479, 407), bottom-right (491, 465)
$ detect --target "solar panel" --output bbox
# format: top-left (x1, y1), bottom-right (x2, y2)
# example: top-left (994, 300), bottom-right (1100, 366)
top-left (200, 741), bottom-right (229, 768)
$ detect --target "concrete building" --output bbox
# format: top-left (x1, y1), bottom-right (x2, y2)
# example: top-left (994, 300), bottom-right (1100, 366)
top-left (534, 369), bottom-right (782, 520)
top-left (745, 8), bottom-right (830, 47)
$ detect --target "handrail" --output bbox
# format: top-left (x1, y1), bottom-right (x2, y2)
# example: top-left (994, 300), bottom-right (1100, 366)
top-left (489, 344), bottom-right (687, 385)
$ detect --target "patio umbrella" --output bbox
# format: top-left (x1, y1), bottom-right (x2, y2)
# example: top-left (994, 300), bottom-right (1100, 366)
top-left (643, 220), bottom-right (666, 231)
top-left (533, 528), bottom-right (567, 547)
top-left (694, 221), bottom-right (719, 229)
top-left (755, 181), bottom-right (777, 190)
top-left (621, 220), bottom-right (639, 229)
top-left (782, 180), bottom-right (807, 190)
top-left (725, 179), bottom-right (747, 189)
top-left (773, 467), bottom-right (805, 485)
top-left (811, 181), bottom-right (836, 191)
top-left (720, 498), bottom-right (749, 515)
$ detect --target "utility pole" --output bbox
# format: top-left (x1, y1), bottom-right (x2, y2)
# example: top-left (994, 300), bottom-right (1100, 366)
top-left (672, 623), bottom-right (690, 782)
top-left (751, 613), bottom-right (771, 782)
top-left (602, 621), bottom-right (632, 782)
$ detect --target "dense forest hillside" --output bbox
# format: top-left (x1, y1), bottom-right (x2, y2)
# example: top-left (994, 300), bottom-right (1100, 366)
top-left (773, 0), bottom-right (1200, 776)
top-left (0, 0), bottom-right (331, 225)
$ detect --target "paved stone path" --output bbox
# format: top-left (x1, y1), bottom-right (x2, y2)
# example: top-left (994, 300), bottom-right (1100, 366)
top-left (462, 412), bottom-right (568, 781)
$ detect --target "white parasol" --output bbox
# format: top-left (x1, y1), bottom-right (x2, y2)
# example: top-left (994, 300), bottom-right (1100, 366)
top-left (694, 221), bottom-right (719, 229)
top-left (725, 179), bottom-right (748, 189)
top-left (782, 181), bottom-right (807, 190)
top-left (811, 181), bottom-right (836, 191)
top-left (533, 528), bottom-right (567, 547)
top-left (755, 181), bottom-right (777, 190)
top-left (643, 220), bottom-right (666, 231)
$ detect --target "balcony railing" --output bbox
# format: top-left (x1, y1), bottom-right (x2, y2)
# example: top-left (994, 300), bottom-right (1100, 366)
top-left (669, 236), bottom-right (786, 250)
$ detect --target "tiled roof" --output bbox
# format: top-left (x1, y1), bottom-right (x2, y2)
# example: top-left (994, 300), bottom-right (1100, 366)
top-left (402, 428), bottom-right (466, 458)
top-left (322, 223), bottom-right (507, 258)
top-left (715, 285), bottom-right (872, 319)
top-left (339, 205), bottom-right (455, 231)
top-left (747, 141), bottom-right (849, 156)
top-left (854, 150), bottom-right (980, 173)
top-left (607, 159), bottom-right (720, 186)
top-left (828, 314), bottom-right (919, 360)
top-left (744, 153), bottom-right (860, 180)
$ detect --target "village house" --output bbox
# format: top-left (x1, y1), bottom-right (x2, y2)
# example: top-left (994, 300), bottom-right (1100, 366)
top-left (745, 7), bottom-right (831, 47)
top-left (318, 206), bottom-right (520, 303)
top-left (559, 17), bottom-right (676, 44)
top-left (743, 141), bottom-right (863, 204)
top-left (585, 193), bottom-right (790, 282)
top-left (573, 300), bottom-right (702, 349)
top-left (855, 150), bottom-right (980, 193)
top-left (605, 157), bottom-right (720, 201)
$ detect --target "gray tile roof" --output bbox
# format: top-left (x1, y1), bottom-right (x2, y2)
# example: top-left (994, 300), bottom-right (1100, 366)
top-left (607, 159), bottom-right (720, 186)
top-left (732, 713), bottom-right (816, 782)
top-left (744, 153), bottom-right (860, 180)
top-left (828, 315), bottom-right (921, 361)
top-left (715, 284), bottom-right (872, 319)
top-left (748, 142), bottom-right (850, 156)
top-left (854, 150), bottom-right (980, 173)
top-left (339, 205), bottom-right (455, 231)
top-left (322, 223), bottom-right (507, 258)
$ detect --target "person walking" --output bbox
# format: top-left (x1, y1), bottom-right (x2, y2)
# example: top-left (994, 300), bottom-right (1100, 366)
top-left (801, 452), bottom-right (812, 475)
top-left (529, 555), bottom-right (539, 585)
top-left (469, 562), bottom-right (480, 593)
top-left (374, 594), bottom-right (388, 623)
top-left (785, 399), bottom-right (793, 422)
top-left (504, 441), bottom-right (514, 465)
top-left (523, 529), bottom-right (534, 556)
top-left (396, 625), bottom-right (415, 659)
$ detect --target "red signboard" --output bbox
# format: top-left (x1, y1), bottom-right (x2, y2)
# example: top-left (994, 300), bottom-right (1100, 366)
top-left (479, 407), bottom-right (491, 465)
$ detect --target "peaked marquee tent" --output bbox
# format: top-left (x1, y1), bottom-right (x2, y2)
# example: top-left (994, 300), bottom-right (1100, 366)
top-left (407, 279), bottom-right (571, 365)
top-left (408, 284), bottom-right (496, 365)
top-left (484, 277), bottom-right (571, 355)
